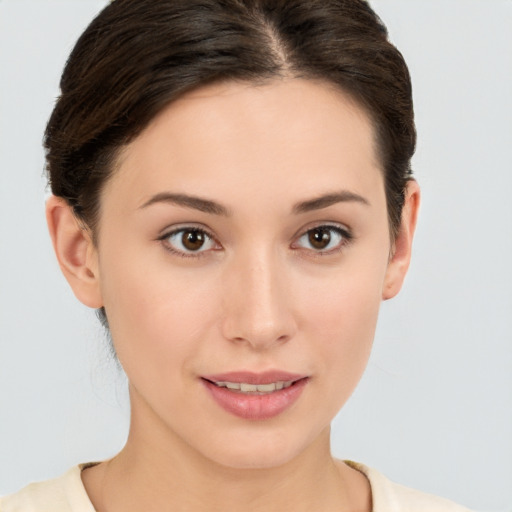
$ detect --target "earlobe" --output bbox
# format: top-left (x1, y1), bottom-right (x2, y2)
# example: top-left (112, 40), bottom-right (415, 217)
top-left (46, 195), bottom-right (103, 308)
top-left (382, 180), bottom-right (421, 300)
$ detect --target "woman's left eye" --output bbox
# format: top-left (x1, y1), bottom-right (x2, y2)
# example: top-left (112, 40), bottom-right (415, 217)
top-left (293, 225), bottom-right (351, 253)
top-left (161, 228), bottom-right (218, 256)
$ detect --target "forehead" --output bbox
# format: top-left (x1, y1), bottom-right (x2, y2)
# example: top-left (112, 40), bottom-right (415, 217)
top-left (106, 78), bottom-right (383, 213)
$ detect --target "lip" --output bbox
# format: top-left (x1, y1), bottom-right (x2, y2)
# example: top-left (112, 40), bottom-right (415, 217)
top-left (201, 371), bottom-right (309, 420)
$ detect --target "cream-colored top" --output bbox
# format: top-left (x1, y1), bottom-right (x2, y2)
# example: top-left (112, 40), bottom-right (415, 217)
top-left (0, 461), bottom-right (473, 511)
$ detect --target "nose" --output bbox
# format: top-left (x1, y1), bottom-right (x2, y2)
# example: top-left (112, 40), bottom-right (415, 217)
top-left (221, 249), bottom-right (297, 350)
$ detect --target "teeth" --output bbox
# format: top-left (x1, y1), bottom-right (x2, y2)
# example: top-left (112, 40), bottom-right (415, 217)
top-left (213, 380), bottom-right (295, 393)
top-left (255, 383), bottom-right (277, 392)
top-left (240, 383), bottom-right (258, 392)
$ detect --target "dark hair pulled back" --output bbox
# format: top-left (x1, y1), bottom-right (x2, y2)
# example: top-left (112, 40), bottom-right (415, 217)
top-left (45, 0), bottom-right (415, 326)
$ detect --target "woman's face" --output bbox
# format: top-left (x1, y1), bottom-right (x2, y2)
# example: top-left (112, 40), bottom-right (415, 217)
top-left (89, 79), bottom-right (401, 469)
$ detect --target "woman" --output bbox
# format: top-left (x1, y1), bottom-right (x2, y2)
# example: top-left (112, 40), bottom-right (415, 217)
top-left (1, 0), bottom-right (473, 510)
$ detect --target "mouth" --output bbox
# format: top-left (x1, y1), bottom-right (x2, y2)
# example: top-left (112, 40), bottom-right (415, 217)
top-left (201, 371), bottom-right (309, 420)
top-left (205, 379), bottom-right (296, 394)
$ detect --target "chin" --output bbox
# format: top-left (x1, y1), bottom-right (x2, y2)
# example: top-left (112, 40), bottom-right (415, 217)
top-left (197, 424), bottom-right (324, 471)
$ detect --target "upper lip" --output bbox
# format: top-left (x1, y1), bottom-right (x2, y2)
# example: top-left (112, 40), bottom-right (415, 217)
top-left (201, 370), bottom-right (307, 385)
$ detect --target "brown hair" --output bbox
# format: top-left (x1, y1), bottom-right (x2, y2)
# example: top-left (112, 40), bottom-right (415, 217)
top-left (45, 0), bottom-right (415, 326)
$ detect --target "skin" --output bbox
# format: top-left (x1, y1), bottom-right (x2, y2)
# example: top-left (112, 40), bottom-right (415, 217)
top-left (47, 78), bottom-right (419, 512)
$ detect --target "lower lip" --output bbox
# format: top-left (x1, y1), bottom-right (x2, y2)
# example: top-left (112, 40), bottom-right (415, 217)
top-left (202, 378), bottom-right (308, 420)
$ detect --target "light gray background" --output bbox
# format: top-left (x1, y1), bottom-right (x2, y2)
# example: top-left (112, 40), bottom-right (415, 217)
top-left (0, 1), bottom-right (511, 510)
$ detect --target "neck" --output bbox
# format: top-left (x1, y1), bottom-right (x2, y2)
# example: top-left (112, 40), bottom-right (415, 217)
top-left (82, 391), bottom-right (370, 512)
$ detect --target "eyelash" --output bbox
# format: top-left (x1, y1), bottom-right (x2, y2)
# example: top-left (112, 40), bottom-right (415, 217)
top-left (292, 224), bottom-right (353, 257)
top-left (158, 226), bottom-right (219, 259)
top-left (158, 224), bottom-right (353, 259)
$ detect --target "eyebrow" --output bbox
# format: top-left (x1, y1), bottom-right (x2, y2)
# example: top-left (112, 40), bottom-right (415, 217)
top-left (139, 189), bottom-right (370, 216)
top-left (139, 193), bottom-right (230, 216)
top-left (292, 190), bottom-right (370, 214)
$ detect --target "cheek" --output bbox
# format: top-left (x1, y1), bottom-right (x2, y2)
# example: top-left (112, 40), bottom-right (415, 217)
top-left (97, 249), bottom-right (220, 382)
top-left (298, 258), bottom-right (387, 405)
top-left (308, 279), bottom-right (381, 358)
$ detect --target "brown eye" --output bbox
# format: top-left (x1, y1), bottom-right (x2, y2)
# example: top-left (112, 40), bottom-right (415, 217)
top-left (294, 225), bottom-right (350, 253)
top-left (182, 230), bottom-right (206, 251)
top-left (308, 228), bottom-right (332, 249)
top-left (163, 228), bottom-right (217, 255)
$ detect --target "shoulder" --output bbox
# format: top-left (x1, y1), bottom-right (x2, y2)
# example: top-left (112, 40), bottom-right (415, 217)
top-left (0, 464), bottom-right (97, 512)
top-left (345, 461), bottom-right (474, 512)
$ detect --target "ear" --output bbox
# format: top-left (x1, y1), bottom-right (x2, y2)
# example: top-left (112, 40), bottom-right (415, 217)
top-left (382, 180), bottom-right (421, 300)
top-left (46, 195), bottom-right (103, 308)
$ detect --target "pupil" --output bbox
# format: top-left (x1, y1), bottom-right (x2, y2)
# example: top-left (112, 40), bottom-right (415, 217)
top-left (182, 230), bottom-right (205, 251)
top-left (309, 228), bottom-right (331, 249)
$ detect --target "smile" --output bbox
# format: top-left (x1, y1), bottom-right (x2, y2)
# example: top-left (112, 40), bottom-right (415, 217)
top-left (201, 371), bottom-right (309, 420)
top-left (210, 380), bottom-right (295, 394)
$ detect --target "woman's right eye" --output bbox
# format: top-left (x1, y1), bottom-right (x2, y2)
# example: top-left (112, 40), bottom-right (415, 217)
top-left (161, 228), bottom-right (219, 257)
